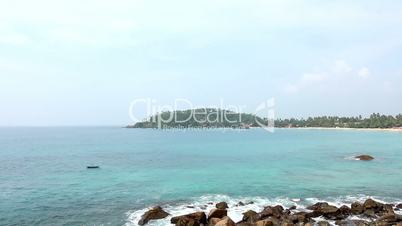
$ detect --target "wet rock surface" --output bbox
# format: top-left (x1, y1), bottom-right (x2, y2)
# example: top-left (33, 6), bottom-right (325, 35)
top-left (139, 199), bottom-right (402, 225)
top-left (138, 206), bottom-right (169, 225)
top-left (355, 155), bottom-right (374, 161)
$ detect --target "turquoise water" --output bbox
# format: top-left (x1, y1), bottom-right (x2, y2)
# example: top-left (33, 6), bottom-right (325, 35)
top-left (1, 127), bottom-right (402, 225)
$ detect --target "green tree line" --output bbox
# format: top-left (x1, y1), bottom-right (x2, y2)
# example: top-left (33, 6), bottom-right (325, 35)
top-left (275, 113), bottom-right (402, 128)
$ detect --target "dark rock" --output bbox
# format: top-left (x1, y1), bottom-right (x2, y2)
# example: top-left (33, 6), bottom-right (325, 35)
top-left (174, 218), bottom-right (198, 226)
top-left (242, 210), bottom-right (259, 223)
top-left (355, 155), bottom-right (374, 161)
top-left (351, 202), bottom-right (364, 214)
top-left (287, 212), bottom-right (307, 224)
top-left (362, 198), bottom-right (394, 216)
top-left (209, 217), bottom-right (221, 225)
top-left (397, 204), bottom-right (402, 209)
top-left (307, 202), bottom-right (339, 219)
top-left (333, 205), bottom-right (351, 220)
top-left (215, 216), bottom-right (235, 226)
top-left (208, 208), bottom-right (227, 219)
top-left (335, 220), bottom-right (369, 226)
top-left (363, 209), bottom-right (376, 218)
top-left (307, 202), bottom-right (330, 211)
top-left (363, 198), bottom-right (380, 210)
top-left (291, 212), bottom-right (311, 222)
top-left (171, 211), bottom-right (207, 226)
top-left (381, 204), bottom-right (395, 216)
top-left (317, 221), bottom-right (330, 226)
top-left (373, 213), bottom-right (402, 225)
top-left (235, 223), bottom-right (254, 226)
top-left (236, 201), bottom-right (254, 207)
top-left (237, 201), bottom-right (245, 206)
top-left (255, 217), bottom-right (279, 226)
top-left (254, 219), bottom-right (274, 226)
top-left (259, 205), bottom-right (284, 219)
top-left (216, 202), bottom-right (229, 210)
top-left (138, 206), bottom-right (169, 225)
top-left (288, 206), bottom-right (297, 210)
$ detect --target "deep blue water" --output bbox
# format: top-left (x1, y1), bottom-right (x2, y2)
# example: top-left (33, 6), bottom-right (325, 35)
top-left (1, 127), bottom-right (402, 225)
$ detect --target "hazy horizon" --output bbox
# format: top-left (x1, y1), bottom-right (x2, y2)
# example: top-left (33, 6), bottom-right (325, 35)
top-left (1, 0), bottom-right (402, 126)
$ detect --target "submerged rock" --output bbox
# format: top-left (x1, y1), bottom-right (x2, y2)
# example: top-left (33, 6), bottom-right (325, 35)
top-left (237, 201), bottom-right (245, 206)
top-left (355, 155), bottom-right (374, 161)
top-left (138, 206), bottom-right (169, 225)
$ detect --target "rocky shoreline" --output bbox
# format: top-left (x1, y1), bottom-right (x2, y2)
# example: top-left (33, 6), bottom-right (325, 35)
top-left (137, 199), bottom-right (402, 226)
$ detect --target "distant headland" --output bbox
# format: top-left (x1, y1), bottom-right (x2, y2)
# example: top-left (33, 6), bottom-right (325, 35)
top-left (126, 109), bottom-right (402, 130)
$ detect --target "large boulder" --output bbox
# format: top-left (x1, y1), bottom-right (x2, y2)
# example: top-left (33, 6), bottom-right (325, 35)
top-left (362, 198), bottom-right (393, 216)
top-left (307, 202), bottom-right (339, 219)
top-left (208, 208), bottom-right (227, 219)
top-left (209, 218), bottom-right (221, 225)
top-left (307, 202), bottom-right (330, 211)
top-left (216, 202), bottom-right (229, 210)
top-left (259, 205), bottom-right (284, 219)
top-left (171, 211), bottom-right (207, 226)
top-left (138, 206), bottom-right (169, 225)
top-left (317, 221), bottom-right (330, 226)
top-left (285, 211), bottom-right (313, 224)
top-left (351, 202), bottom-right (364, 214)
top-left (363, 198), bottom-right (380, 210)
top-left (235, 223), bottom-right (254, 226)
top-left (215, 216), bottom-right (235, 226)
top-left (241, 210), bottom-right (259, 223)
top-left (255, 220), bottom-right (274, 226)
top-left (333, 205), bottom-right (351, 220)
top-left (374, 213), bottom-right (402, 225)
top-left (255, 217), bottom-right (279, 226)
top-left (355, 155), bottom-right (374, 161)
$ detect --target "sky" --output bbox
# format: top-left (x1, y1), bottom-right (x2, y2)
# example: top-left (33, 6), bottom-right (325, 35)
top-left (1, 0), bottom-right (402, 126)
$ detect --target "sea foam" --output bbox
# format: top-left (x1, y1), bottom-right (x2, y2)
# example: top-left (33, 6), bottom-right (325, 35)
top-left (125, 194), bottom-right (402, 226)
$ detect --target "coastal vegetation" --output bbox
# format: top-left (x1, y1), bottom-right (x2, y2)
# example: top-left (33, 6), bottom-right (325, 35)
top-left (275, 113), bottom-right (402, 129)
top-left (127, 109), bottom-right (402, 129)
top-left (127, 108), bottom-right (265, 129)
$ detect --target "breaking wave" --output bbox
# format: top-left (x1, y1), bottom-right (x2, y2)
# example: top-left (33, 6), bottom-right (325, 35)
top-left (125, 194), bottom-right (402, 226)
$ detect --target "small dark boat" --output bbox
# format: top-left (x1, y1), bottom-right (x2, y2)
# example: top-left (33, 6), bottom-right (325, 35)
top-left (87, 166), bottom-right (100, 169)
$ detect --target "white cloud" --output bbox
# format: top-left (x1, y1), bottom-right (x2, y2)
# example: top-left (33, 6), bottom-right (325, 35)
top-left (284, 60), bottom-right (370, 94)
top-left (333, 60), bottom-right (353, 74)
top-left (0, 32), bottom-right (32, 46)
top-left (285, 72), bottom-right (327, 94)
top-left (302, 72), bottom-right (326, 82)
top-left (284, 84), bottom-right (300, 94)
top-left (357, 67), bottom-right (370, 78)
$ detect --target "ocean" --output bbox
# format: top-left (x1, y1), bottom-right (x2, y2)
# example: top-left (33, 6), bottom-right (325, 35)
top-left (1, 127), bottom-right (402, 225)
